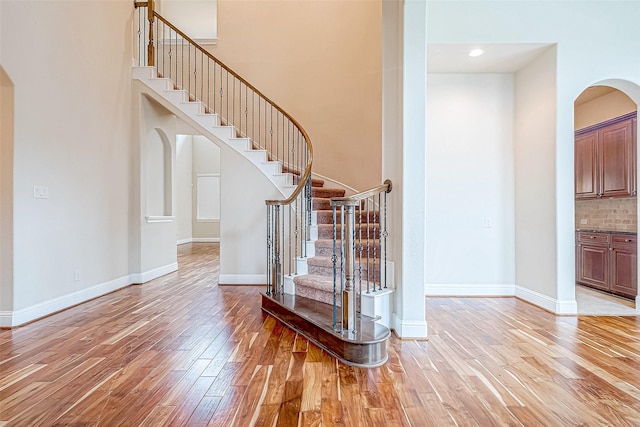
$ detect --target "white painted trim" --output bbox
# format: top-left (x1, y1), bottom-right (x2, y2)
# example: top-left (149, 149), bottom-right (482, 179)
top-left (130, 262), bottom-right (178, 284)
top-left (192, 237), bottom-right (220, 243)
top-left (425, 283), bottom-right (516, 296)
top-left (0, 263), bottom-right (181, 328)
top-left (196, 219), bottom-right (220, 223)
top-left (1, 274), bottom-right (131, 328)
top-left (146, 215), bottom-right (175, 223)
top-left (0, 311), bottom-right (15, 328)
top-left (391, 313), bottom-right (428, 339)
top-left (177, 238), bottom-right (220, 245)
top-left (555, 299), bottom-right (578, 315)
top-left (515, 286), bottom-right (561, 313)
top-left (218, 274), bottom-right (266, 285)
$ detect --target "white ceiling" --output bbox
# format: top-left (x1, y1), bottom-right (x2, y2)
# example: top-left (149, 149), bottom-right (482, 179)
top-left (427, 43), bottom-right (553, 73)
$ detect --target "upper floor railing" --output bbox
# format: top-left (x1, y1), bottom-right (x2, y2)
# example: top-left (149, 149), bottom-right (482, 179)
top-left (133, 2), bottom-right (313, 293)
top-left (134, 0), bottom-right (312, 191)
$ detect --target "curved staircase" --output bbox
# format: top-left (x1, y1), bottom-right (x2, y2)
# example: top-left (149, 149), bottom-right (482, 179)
top-left (133, 1), bottom-right (392, 368)
top-left (263, 178), bottom-right (393, 368)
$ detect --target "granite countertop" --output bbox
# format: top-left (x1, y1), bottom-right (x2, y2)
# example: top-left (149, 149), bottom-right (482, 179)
top-left (576, 229), bottom-right (637, 235)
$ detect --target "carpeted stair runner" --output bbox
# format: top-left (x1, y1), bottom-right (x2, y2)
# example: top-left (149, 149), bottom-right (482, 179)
top-left (293, 180), bottom-right (382, 307)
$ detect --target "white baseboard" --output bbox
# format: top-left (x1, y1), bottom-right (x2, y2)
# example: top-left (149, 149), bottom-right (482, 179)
top-left (218, 274), bottom-right (266, 285)
top-left (130, 262), bottom-right (178, 284)
top-left (391, 313), bottom-right (428, 339)
top-left (425, 283), bottom-right (516, 296)
top-left (515, 286), bottom-right (577, 314)
top-left (177, 237), bottom-right (220, 245)
top-left (1, 262), bottom-right (180, 328)
top-left (1, 274), bottom-right (131, 328)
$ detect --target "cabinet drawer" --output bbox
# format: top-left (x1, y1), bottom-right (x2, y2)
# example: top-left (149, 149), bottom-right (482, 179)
top-left (577, 231), bottom-right (610, 244)
top-left (612, 234), bottom-right (637, 246)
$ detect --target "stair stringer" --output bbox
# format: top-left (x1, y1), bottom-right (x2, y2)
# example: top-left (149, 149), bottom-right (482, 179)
top-left (132, 66), bottom-right (295, 197)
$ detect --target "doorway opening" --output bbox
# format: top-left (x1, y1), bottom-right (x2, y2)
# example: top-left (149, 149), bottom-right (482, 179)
top-left (574, 84), bottom-right (638, 314)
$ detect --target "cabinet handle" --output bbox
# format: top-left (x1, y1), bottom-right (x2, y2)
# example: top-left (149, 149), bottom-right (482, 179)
top-left (590, 236), bottom-right (596, 239)
top-left (625, 239), bottom-right (632, 242)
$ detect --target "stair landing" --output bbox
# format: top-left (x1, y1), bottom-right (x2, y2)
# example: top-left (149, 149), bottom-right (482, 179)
top-left (261, 293), bottom-right (390, 368)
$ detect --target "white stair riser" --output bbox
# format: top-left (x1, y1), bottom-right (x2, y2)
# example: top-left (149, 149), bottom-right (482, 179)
top-left (132, 66), bottom-right (295, 193)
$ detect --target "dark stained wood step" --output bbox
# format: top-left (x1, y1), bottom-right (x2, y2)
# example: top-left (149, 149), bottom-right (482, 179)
top-left (261, 293), bottom-right (389, 368)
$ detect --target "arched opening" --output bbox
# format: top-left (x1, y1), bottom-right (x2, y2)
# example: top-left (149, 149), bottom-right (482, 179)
top-left (146, 128), bottom-right (173, 217)
top-left (574, 80), bottom-right (640, 314)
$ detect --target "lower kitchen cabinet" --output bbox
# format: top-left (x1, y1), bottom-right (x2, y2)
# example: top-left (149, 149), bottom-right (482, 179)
top-left (610, 234), bottom-right (638, 299)
top-left (576, 231), bottom-right (637, 299)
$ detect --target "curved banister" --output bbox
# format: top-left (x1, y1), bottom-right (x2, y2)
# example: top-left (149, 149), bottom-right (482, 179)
top-left (134, 2), bottom-right (313, 200)
top-left (330, 179), bottom-right (392, 206)
top-left (152, 11), bottom-right (313, 193)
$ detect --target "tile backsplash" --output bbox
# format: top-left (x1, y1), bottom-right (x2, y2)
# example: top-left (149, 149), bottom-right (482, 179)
top-left (575, 197), bottom-right (637, 231)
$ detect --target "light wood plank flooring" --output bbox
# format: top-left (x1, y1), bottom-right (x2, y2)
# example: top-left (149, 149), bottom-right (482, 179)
top-left (2, 243), bottom-right (640, 426)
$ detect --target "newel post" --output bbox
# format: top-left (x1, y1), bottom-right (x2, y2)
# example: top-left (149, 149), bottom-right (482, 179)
top-left (147, 0), bottom-right (155, 66)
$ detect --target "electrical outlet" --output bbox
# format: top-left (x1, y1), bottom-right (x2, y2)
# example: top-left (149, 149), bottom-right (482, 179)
top-left (484, 218), bottom-right (492, 228)
top-left (580, 219), bottom-right (588, 225)
top-left (74, 270), bottom-right (81, 281)
top-left (33, 185), bottom-right (49, 199)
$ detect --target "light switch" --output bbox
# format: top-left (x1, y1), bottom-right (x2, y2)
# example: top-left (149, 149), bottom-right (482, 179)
top-left (33, 185), bottom-right (49, 199)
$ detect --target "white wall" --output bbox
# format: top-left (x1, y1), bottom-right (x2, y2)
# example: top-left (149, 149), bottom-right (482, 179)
top-left (2, 1), bottom-right (134, 324)
top-left (421, 0), bottom-right (640, 312)
top-left (176, 134), bottom-right (221, 244)
top-left (514, 46), bottom-right (559, 306)
top-left (425, 74), bottom-right (515, 294)
top-left (0, 66), bottom-right (13, 314)
top-left (176, 135), bottom-right (193, 242)
top-left (192, 135), bottom-right (220, 241)
top-left (133, 94), bottom-right (179, 280)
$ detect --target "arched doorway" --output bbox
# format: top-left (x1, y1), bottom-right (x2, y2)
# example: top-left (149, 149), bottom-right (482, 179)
top-left (574, 81), bottom-right (640, 314)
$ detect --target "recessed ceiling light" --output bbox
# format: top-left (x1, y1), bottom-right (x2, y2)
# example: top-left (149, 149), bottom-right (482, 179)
top-left (468, 48), bottom-right (485, 57)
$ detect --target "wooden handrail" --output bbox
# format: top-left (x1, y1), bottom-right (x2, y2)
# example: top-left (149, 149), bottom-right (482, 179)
top-left (150, 12), bottom-right (314, 204)
top-left (134, 2), bottom-right (313, 204)
top-left (330, 179), bottom-right (392, 206)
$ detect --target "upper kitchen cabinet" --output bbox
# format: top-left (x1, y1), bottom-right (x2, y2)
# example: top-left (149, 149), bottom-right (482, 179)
top-left (575, 112), bottom-right (637, 199)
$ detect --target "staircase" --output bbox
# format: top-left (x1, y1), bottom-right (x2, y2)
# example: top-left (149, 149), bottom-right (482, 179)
top-left (133, 1), bottom-right (392, 368)
top-left (263, 178), bottom-right (393, 368)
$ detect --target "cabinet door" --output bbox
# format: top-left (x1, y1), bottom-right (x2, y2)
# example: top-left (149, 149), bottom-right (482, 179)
top-left (632, 118), bottom-right (637, 196)
top-left (599, 120), bottom-right (633, 197)
top-left (575, 130), bottom-right (598, 199)
top-left (610, 245), bottom-right (637, 299)
top-left (577, 244), bottom-right (609, 291)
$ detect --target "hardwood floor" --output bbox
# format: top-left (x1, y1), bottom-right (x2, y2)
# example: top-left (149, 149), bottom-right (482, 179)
top-left (2, 243), bottom-right (640, 426)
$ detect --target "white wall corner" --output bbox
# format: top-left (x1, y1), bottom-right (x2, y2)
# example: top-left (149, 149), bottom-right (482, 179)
top-left (131, 262), bottom-right (179, 284)
top-left (4, 274), bottom-right (131, 327)
top-left (425, 284), bottom-right (516, 296)
top-left (555, 299), bottom-right (578, 315)
top-left (218, 274), bottom-right (266, 285)
top-left (0, 312), bottom-right (14, 328)
top-left (391, 313), bottom-right (428, 339)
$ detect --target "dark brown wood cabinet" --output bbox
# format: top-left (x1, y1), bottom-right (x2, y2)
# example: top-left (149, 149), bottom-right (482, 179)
top-left (575, 113), bottom-right (637, 199)
top-left (576, 231), bottom-right (610, 291)
top-left (610, 234), bottom-right (638, 299)
top-left (576, 231), bottom-right (637, 299)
